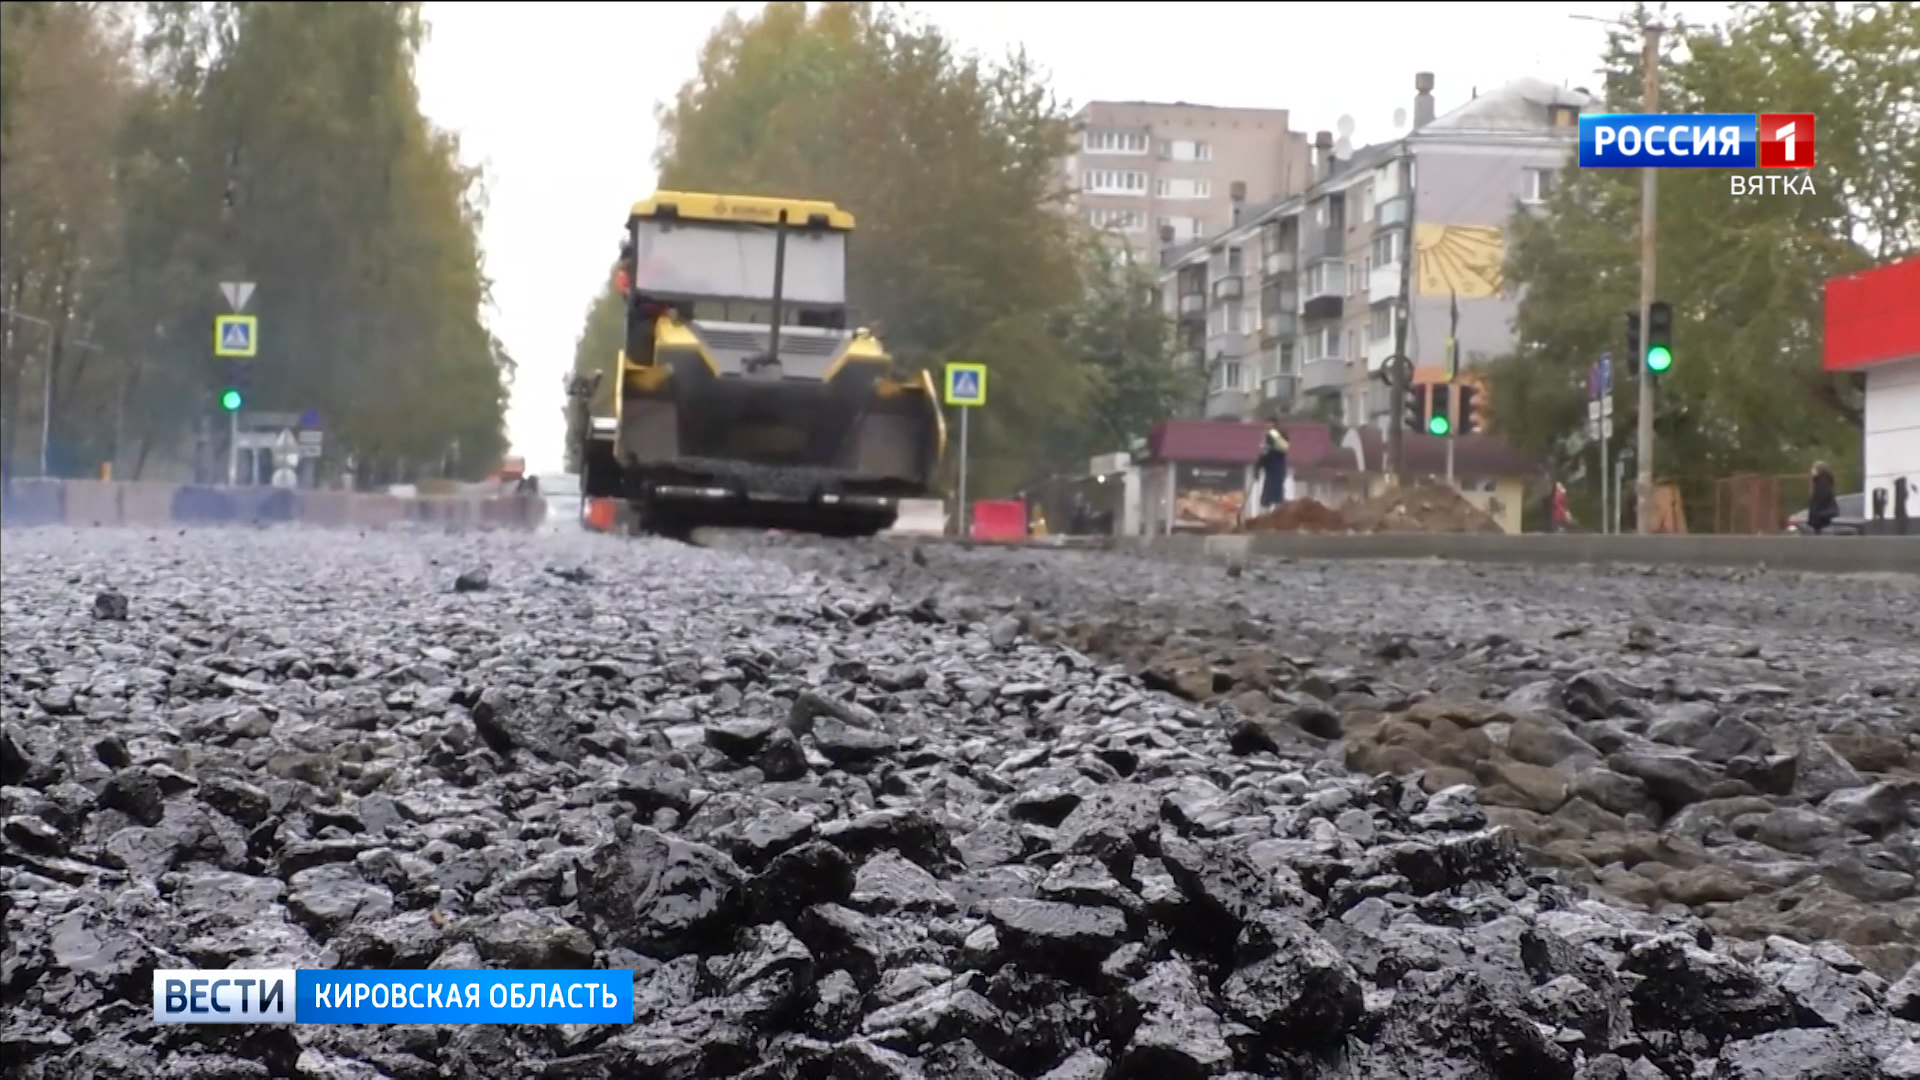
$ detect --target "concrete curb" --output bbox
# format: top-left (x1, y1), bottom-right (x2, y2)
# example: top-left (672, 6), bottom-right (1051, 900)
top-left (1104, 532), bottom-right (1920, 575)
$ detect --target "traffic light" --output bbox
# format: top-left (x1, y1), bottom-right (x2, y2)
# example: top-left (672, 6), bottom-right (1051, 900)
top-left (1458, 384), bottom-right (1481, 434)
top-left (1626, 311), bottom-right (1641, 362)
top-left (1645, 301), bottom-right (1673, 373)
top-left (1428, 384), bottom-right (1453, 436)
top-left (1403, 383), bottom-right (1429, 432)
top-left (218, 357), bottom-right (250, 412)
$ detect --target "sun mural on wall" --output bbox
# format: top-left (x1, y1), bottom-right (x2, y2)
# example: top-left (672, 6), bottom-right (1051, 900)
top-left (1415, 224), bottom-right (1505, 299)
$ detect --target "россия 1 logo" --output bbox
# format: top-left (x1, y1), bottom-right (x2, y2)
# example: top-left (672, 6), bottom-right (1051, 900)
top-left (1578, 112), bottom-right (1816, 196)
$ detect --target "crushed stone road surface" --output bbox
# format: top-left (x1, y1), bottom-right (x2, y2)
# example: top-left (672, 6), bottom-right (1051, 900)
top-left (2, 527), bottom-right (1916, 1080)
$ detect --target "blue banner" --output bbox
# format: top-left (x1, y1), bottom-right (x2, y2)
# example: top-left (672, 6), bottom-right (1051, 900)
top-left (1579, 113), bottom-right (1757, 169)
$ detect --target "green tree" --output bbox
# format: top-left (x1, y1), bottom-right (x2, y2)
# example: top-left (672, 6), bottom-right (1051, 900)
top-left (1, 1), bottom-right (509, 482)
top-left (0, 3), bottom-right (137, 471)
top-left (1050, 236), bottom-right (1191, 463)
top-left (563, 281), bottom-right (623, 473)
top-left (650, 0), bottom-right (1094, 494)
top-left (1486, 0), bottom-right (1917, 510)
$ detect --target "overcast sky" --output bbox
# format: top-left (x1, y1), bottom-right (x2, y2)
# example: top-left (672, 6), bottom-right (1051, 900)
top-left (414, 0), bottom-right (1732, 475)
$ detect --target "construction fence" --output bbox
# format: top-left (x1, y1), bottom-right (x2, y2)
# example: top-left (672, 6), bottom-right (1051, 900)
top-left (0, 479), bottom-right (547, 531)
top-left (1658, 472), bottom-right (1819, 535)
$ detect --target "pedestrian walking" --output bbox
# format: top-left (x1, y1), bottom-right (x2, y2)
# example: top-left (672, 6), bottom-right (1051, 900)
top-left (1806, 462), bottom-right (1839, 535)
top-left (1256, 423), bottom-right (1289, 510)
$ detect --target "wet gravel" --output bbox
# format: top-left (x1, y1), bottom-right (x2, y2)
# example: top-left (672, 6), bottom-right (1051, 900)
top-left (3, 527), bottom-right (1917, 1079)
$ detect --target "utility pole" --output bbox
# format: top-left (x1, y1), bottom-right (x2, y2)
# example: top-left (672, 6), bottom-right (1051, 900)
top-left (1387, 144), bottom-right (1417, 483)
top-left (1633, 21), bottom-right (1663, 534)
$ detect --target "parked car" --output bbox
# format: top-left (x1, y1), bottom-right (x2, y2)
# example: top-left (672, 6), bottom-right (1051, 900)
top-left (1785, 492), bottom-right (1867, 535)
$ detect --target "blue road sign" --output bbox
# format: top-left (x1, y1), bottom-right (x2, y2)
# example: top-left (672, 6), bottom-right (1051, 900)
top-left (1599, 353), bottom-right (1613, 396)
top-left (214, 315), bottom-right (258, 358)
top-left (299, 409), bottom-right (322, 429)
top-left (944, 362), bottom-right (987, 407)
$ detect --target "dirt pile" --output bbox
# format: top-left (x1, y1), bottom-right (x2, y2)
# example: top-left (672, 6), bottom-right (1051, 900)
top-left (1344, 482), bottom-right (1503, 534)
top-left (1244, 498), bottom-right (1350, 533)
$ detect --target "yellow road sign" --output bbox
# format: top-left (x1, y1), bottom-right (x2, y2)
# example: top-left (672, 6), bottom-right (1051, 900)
top-left (215, 314), bottom-right (258, 358)
top-left (944, 362), bottom-right (987, 407)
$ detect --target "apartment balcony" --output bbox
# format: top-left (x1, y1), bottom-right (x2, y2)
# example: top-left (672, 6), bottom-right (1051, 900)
top-left (1204, 387), bottom-right (1249, 419)
top-left (1302, 259), bottom-right (1346, 321)
top-left (1207, 329), bottom-right (1248, 358)
top-left (1257, 376), bottom-right (1297, 415)
top-left (1302, 229), bottom-right (1343, 259)
top-left (1257, 342), bottom-right (1295, 382)
top-left (1259, 311), bottom-right (1297, 342)
top-left (1211, 275), bottom-right (1244, 302)
top-left (1175, 347), bottom-right (1203, 370)
top-left (1257, 372), bottom-right (1296, 407)
top-left (1301, 356), bottom-right (1349, 395)
top-left (1368, 259), bottom-right (1402, 301)
top-left (1376, 196), bottom-right (1411, 228)
top-left (1366, 332), bottom-right (1398, 370)
top-left (1177, 292), bottom-right (1205, 317)
top-left (1262, 251), bottom-right (1296, 278)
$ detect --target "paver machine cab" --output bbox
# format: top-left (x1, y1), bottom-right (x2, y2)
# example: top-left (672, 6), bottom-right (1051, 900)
top-left (571, 191), bottom-right (946, 539)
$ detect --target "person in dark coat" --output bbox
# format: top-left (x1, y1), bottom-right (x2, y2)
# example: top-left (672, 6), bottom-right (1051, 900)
top-left (1806, 462), bottom-right (1839, 534)
top-left (1255, 423), bottom-right (1289, 510)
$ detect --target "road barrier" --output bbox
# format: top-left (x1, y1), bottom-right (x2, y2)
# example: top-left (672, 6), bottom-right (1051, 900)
top-left (0, 479), bottom-right (547, 532)
top-left (885, 498), bottom-right (948, 537)
top-left (969, 500), bottom-right (1027, 542)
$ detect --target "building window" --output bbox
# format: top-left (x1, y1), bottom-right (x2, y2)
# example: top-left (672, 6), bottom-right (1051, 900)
top-left (1160, 139), bottom-right (1214, 163)
top-left (1155, 177), bottom-right (1212, 200)
top-left (1160, 216), bottom-right (1206, 240)
top-left (1369, 305), bottom-right (1393, 341)
top-left (1226, 247), bottom-right (1244, 274)
top-left (1260, 222), bottom-right (1286, 258)
top-left (1315, 201), bottom-right (1328, 226)
top-left (1347, 329), bottom-right (1364, 359)
top-left (1370, 230), bottom-right (1401, 266)
top-left (1347, 264), bottom-right (1366, 296)
top-left (1225, 304), bottom-right (1244, 333)
top-left (1083, 129), bottom-right (1149, 154)
top-left (1088, 207), bottom-right (1146, 232)
top-left (1084, 169), bottom-right (1147, 195)
top-left (1303, 327), bottom-right (1342, 361)
top-left (1304, 261), bottom-right (1346, 296)
top-left (1525, 167), bottom-right (1557, 203)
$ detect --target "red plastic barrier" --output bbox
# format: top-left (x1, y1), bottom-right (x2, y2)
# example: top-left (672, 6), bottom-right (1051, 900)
top-left (585, 499), bottom-right (617, 532)
top-left (970, 499), bottom-right (1027, 542)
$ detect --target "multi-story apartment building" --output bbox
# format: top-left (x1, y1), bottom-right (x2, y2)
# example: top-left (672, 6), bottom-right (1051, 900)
top-left (1159, 73), bottom-right (1592, 423)
top-left (1065, 101), bottom-right (1313, 265)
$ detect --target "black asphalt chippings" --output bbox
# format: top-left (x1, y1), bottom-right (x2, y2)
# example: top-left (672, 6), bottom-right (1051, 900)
top-left (3, 526), bottom-right (1916, 1079)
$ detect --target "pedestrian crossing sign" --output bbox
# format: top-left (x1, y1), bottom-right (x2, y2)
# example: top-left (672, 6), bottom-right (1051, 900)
top-left (214, 314), bottom-right (258, 358)
top-left (944, 362), bottom-right (987, 407)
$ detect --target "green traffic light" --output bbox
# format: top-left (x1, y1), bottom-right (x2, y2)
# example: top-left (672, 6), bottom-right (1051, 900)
top-left (1427, 415), bottom-right (1451, 436)
top-left (1646, 346), bottom-right (1673, 373)
top-left (220, 389), bottom-right (242, 411)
